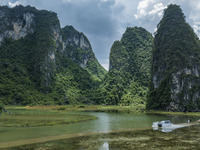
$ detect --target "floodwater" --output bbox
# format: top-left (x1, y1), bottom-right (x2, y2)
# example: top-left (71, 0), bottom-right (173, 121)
top-left (0, 112), bottom-right (198, 143)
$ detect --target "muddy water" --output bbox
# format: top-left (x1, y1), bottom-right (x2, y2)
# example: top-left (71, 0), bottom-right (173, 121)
top-left (0, 112), bottom-right (198, 143)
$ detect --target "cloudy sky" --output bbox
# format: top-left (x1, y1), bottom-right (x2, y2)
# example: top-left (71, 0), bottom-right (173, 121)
top-left (1, 0), bottom-right (200, 70)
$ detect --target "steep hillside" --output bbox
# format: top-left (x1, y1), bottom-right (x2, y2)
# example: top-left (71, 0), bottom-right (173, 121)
top-left (0, 5), bottom-right (106, 105)
top-left (147, 4), bottom-right (200, 111)
top-left (62, 26), bottom-right (107, 81)
top-left (96, 27), bottom-right (153, 105)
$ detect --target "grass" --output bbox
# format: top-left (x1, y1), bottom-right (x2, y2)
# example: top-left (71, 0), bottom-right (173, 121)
top-left (0, 107), bottom-right (96, 127)
top-left (146, 110), bottom-right (200, 117)
top-left (4, 124), bottom-right (200, 150)
top-left (24, 105), bottom-right (146, 113)
top-left (22, 105), bottom-right (200, 116)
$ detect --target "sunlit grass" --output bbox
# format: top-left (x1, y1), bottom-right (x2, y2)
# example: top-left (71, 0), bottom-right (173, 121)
top-left (23, 104), bottom-right (146, 113)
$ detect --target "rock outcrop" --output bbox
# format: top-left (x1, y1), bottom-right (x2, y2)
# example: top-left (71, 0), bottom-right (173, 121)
top-left (147, 4), bottom-right (200, 111)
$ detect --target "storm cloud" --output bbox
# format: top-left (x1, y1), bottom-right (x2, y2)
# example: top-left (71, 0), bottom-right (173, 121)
top-left (1, 0), bottom-right (200, 70)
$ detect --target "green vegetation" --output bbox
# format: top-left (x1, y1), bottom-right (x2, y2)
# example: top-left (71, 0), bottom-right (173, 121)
top-left (62, 26), bottom-right (107, 82)
top-left (147, 4), bottom-right (200, 111)
top-left (0, 5), bottom-right (60, 104)
top-left (0, 102), bottom-right (5, 114)
top-left (0, 6), bottom-right (106, 105)
top-left (29, 105), bottom-right (146, 113)
top-left (0, 107), bottom-right (96, 127)
top-left (2, 4), bottom-right (200, 112)
top-left (0, 6), bottom-right (152, 107)
top-left (96, 27), bottom-right (153, 106)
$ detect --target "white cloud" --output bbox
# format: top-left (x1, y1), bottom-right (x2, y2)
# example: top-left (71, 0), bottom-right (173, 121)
top-left (192, 22), bottom-right (200, 38)
top-left (187, 0), bottom-right (200, 38)
top-left (134, 0), bottom-right (167, 20)
top-left (149, 3), bottom-right (166, 17)
top-left (135, 0), bottom-right (158, 19)
top-left (8, 1), bottom-right (20, 8)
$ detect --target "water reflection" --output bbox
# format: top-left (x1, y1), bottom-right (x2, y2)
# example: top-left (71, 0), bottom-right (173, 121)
top-left (97, 113), bottom-right (110, 132)
top-left (99, 142), bottom-right (109, 150)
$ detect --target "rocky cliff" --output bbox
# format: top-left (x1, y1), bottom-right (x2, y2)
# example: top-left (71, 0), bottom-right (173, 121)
top-left (147, 4), bottom-right (200, 111)
top-left (0, 5), bottom-right (106, 105)
top-left (62, 26), bottom-right (106, 81)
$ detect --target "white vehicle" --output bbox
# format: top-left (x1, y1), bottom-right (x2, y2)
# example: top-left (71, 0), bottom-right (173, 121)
top-left (158, 120), bottom-right (172, 127)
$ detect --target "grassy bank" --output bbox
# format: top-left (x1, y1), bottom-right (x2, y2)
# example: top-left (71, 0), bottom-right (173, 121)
top-left (146, 110), bottom-right (200, 117)
top-left (21, 104), bottom-right (146, 113)
top-left (0, 107), bottom-right (96, 127)
top-left (16, 105), bottom-right (200, 116)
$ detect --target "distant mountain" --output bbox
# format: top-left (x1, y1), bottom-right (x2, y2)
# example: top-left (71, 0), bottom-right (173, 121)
top-left (96, 27), bottom-right (153, 105)
top-left (0, 5), bottom-right (106, 105)
top-left (147, 4), bottom-right (200, 111)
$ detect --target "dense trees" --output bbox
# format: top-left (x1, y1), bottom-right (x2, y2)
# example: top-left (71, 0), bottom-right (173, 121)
top-left (97, 27), bottom-right (153, 105)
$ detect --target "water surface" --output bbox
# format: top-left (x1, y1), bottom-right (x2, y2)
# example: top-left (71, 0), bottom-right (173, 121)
top-left (0, 112), bottom-right (198, 143)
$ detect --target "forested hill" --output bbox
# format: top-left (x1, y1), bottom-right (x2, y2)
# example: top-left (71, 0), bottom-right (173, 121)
top-left (95, 27), bottom-right (153, 105)
top-left (147, 4), bottom-right (200, 111)
top-left (3, 4), bottom-right (199, 111)
top-left (0, 5), bottom-right (106, 105)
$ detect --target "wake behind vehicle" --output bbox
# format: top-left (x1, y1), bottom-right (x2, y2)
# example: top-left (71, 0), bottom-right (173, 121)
top-left (152, 120), bottom-right (191, 132)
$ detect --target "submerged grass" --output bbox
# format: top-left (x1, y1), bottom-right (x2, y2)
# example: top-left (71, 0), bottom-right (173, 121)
top-left (4, 125), bottom-right (200, 150)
